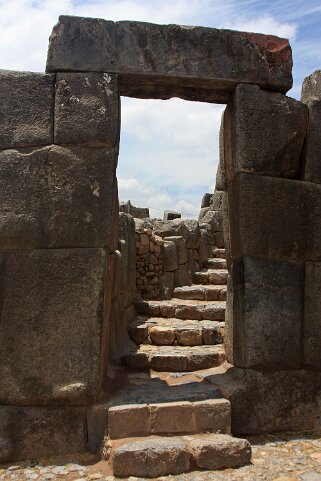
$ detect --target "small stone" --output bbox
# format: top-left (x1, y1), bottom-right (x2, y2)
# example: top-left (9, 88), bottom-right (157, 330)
top-left (300, 473), bottom-right (321, 481)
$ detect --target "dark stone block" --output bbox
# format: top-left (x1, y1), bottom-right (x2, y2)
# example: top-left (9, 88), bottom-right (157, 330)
top-left (301, 101), bottom-right (321, 184)
top-left (55, 72), bottom-right (119, 147)
top-left (0, 70), bottom-right (54, 150)
top-left (0, 248), bottom-right (107, 405)
top-left (46, 16), bottom-right (292, 102)
top-left (229, 173), bottom-right (321, 262)
top-left (0, 405), bottom-right (87, 463)
top-left (303, 262), bottom-right (321, 370)
top-left (227, 256), bottom-right (304, 369)
top-left (225, 85), bottom-right (308, 180)
top-left (0, 146), bottom-right (117, 249)
top-left (207, 367), bottom-right (321, 435)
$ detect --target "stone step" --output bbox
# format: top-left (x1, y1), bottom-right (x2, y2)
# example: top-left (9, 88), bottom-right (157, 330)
top-left (213, 248), bottom-right (227, 259)
top-left (173, 284), bottom-right (227, 301)
top-left (129, 317), bottom-right (224, 346)
top-left (193, 268), bottom-right (228, 285)
top-left (111, 433), bottom-right (252, 477)
top-left (203, 257), bottom-right (227, 269)
top-left (135, 298), bottom-right (226, 321)
top-left (122, 344), bottom-right (226, 371)
top-left (108, 398), bottom-right (231, 439)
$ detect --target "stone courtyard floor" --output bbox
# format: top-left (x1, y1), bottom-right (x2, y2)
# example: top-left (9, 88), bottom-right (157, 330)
top-left (1, 431), bottom-right (321, 481)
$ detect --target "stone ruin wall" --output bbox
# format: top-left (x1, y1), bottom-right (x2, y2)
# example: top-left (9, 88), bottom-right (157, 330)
top-left (0, 14), bottom-right (321, 462)
top-left (134, 209), bottom-right (225, 300)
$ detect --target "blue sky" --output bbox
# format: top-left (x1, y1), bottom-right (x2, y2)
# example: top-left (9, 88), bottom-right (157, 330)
top-left (0, 0), bottom-right (321, 217)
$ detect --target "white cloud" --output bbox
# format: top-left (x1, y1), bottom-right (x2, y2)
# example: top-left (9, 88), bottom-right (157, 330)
top-left (227, 14), bottom-right (297, 40)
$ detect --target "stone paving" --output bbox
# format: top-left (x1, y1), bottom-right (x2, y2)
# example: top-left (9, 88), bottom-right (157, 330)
top-left (0, 431), bottom-right (320, 481)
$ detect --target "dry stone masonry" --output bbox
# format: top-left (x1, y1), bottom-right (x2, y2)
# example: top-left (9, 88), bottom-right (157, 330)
top-left (0, 13), bottom-right (320, 479)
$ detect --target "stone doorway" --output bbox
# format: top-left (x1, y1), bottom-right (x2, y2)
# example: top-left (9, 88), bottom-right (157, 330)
top-left (0, 14), bottom-right (320, 474)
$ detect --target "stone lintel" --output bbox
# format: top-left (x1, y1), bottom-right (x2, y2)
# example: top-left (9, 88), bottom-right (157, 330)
top-left (46, 16), bottom-right (293, 103)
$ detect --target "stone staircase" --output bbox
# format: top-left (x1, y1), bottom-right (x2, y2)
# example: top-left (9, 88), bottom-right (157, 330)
top-left (101, 250), bottom-right (252, 477)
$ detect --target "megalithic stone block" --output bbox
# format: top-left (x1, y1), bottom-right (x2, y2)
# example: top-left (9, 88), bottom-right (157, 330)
top-left (0, 406), bottom-right (87, 463)
top-left (0, 248), bottom-right (108, 405)
top-left (301, 71), bottom-right (321, 184)
top-left (229, 173), bottom-right (321, 262)
top-left (0, 146), bottom-right (117, 249)
top-left (46, 16), bottom-right (293, 103)
top-left (0, 70), bottom-right (54, 150)
top-left (225, 84), bottom-right (308, 180)
top-left (303, 262), bottom-right (321, 370)
top-left (54, 72), bottom-right (120, 147)
top-left (226, 256), bottom-right (304, 369)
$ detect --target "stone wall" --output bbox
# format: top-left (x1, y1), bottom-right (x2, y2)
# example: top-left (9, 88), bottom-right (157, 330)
top-left (0, 70), bottom-right (120, 461)
top-left (135, 224), bottom-right (164, 299)
top-left (135, 218), bottom-right (210, 299)
top-left (2, 14), bottom-right (321, 461)
top-left (119, 200), bottom-right (150, 219)
top-left (223, 83), bottom-right (312, 370)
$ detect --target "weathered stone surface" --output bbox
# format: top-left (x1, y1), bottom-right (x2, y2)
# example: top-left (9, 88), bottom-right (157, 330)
top-left (109, 404), bottom-right (150, 439)
top-left (47, 16), bottom-right (293, 102)
top-left (229, 173), bottom-right (321, 261)
top-left (301, 70), bottom-right (321, 103)
top-left (150, 326), bottom-right (175, 345)
top-left (0, 146), bottom-right (117, 249)
top-left (202, 210), bottom-right (223, 232)
top-left (227, 256), bottom-right (304, 369)
top-left (201, 193), bottom-right (213, 208)
top-left (193, 399), bottom-right (231, 433)
top-left (46, 145), bottom-right (117, 248)
top-left (164, 235), bottom-right (187, 264)
top-left (87, 403), bottom-right (109, 453)
top-left (164, 210), bottom-right (181, 220)
top-left (160, 272), bottom-right (174, 300)
top-left (112, 437), bottom-right (191, 477)
top-left (208, 367), bottom-right (321, 434)
top-left (204, 258), bottom-right (227, 269)
top-left (172, 285), bottom-right (204, 300)
top-left (162, 240), bottom-right (179, 271)
top-left (150, 402), bottom-right (194, 434)
top-left (215, 231), bottom-right (225, 248)
top-left (145, 218), bottom-right (189, 239)
top-left (175, 263), bottom-right (192, 287)
top-left (55, 72), bottom-right (119, 147)
top-left (0, 70), bottom-right (54, 150)
top-left (0, 405), bottom-right (87, 463)
top-left (184, 220), bottom-right (201, 248)
top-left (193, 268), bottom-right (228, 285)
top-left (0, 248), bottom-right (107, 404)
top-left (303, 262), bottom-right (321, 370)
top-left (225, 84), bottom-right (308, 180)
top-left (123, 345), bottom-right (226, 371)
top-left (176, 327), bottom-right (202, 346)
top-left (202, 325), bottom-right (224, 344)
top-left (190, 433), bottom-right (251, 469)
top-left (212, 191), bottom-right (225, 210)
top-left (216, 111), bottom-right (228, 191)
top-left (301, 101), bottom-right (321, 183)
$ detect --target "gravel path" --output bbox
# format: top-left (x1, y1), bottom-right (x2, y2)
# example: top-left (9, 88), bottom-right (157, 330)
top-left (1, 431), bottom-right (321, 481)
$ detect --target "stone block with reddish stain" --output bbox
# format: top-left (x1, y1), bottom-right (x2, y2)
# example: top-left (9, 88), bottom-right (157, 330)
top-left (47, 16), bottom-right (293, 102)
